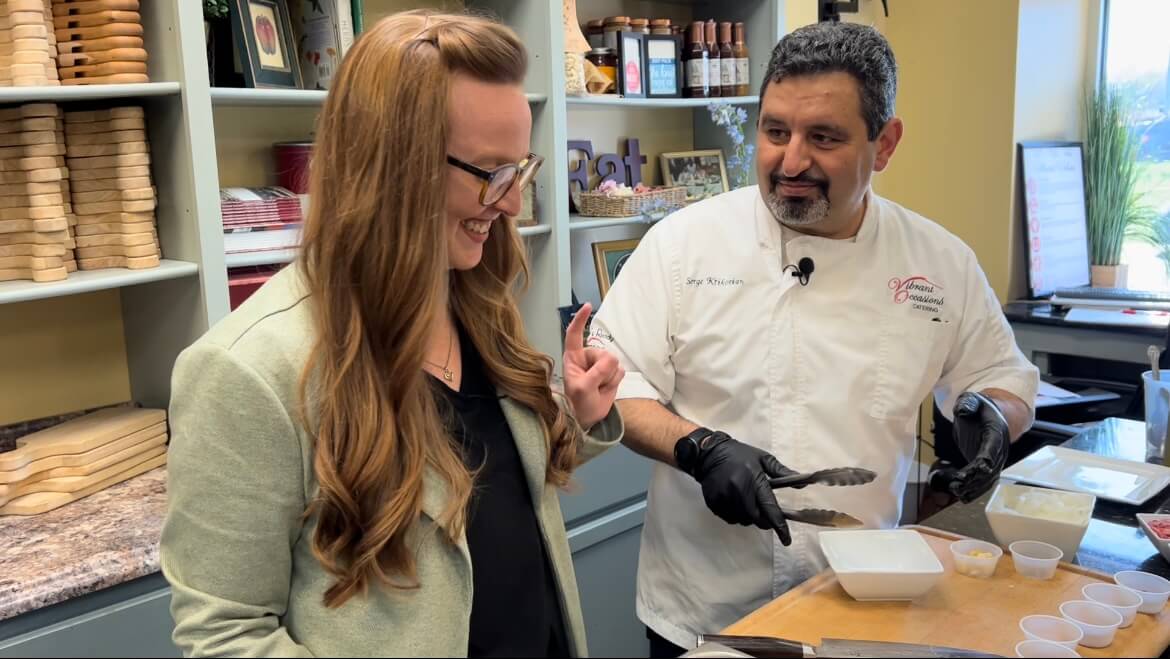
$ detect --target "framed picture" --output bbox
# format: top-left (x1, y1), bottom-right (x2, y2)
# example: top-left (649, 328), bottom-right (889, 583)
top-left (617, 31), bottom-right (645, 98)
top-left (660, 149), bottom-right (730, 202)
top-left (592, 238), bottom-right (641, 299)
top-left (644, 35), bottom-right (682, 98)
top-left (230, 0), bottom-right (303, 89)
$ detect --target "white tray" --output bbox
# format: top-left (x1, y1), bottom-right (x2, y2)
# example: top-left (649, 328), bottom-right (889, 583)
top-left (1001, 445), bottom-right (1170, 505)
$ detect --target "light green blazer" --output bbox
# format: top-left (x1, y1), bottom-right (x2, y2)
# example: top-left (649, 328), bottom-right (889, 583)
top-left (160, 266), bottom-right (624, 657)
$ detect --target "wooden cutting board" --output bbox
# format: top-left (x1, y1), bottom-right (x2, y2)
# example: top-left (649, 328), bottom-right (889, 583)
top-left (0, 431), bottom-right (165, 504)
top-left (0, 407), bottom-right (165, 471)
top-left (722, 526), bottom-right (1170, 658)
top-left (0, 420), bottom-right (163, 483)
top-left (0, 451), bottom-right (165, 516)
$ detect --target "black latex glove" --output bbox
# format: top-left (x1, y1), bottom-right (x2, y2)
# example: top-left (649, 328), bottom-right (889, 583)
top-left (949, 392), bottom-right (1011, 503)
top-left (690, 431), bottom-right (799, 545)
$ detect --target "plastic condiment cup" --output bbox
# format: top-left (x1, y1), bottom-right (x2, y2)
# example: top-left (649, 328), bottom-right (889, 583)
top-left (1059, 600), bottom-right (1123, 648)
top-left (1082, 582), bottom-right (1142, 627)
top-left (1015, 639), bottom-right (1080, 658)
top-left (1114, 570), bottom-right (1170, 614)
top-left (949, 539), bottom-right (1003, 578)
top-left (1009, 540), bottom-right (1063, 579)
top-left (1018, 614), bottom-right (1083, 649)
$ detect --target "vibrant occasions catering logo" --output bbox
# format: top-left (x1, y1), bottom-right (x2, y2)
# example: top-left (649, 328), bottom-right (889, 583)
top-left (889, 276), bottom-right (945, 314)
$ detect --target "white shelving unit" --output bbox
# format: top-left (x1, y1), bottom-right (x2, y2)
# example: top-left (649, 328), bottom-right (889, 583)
top-left (223, 250), bottom-right (298, 268)
top-left (566, 94), bottom-right (758, 108)
top-left (211, 87), bottom-right (549, 107)
top-left (0, 82), bottom-right (181, 103)
top-left (0, 261), bottom-right (199, 306)
top-left (569, 214), bottom-right (652, 231)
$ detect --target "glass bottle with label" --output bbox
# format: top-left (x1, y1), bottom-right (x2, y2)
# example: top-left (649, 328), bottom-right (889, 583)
top-left (733, 22), bottom-right (751, 96)
top-left (719, 22), bottom-right (735, 97)
top-left (704, 19), bottom-right (721, 98)
top-left (683, 21), bottom-right (709, 98)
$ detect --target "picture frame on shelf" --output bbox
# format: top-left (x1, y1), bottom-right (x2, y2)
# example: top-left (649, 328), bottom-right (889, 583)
top-left (230, 0), bottom-right (303, 89)
top-left (644, 34), bottom-right (682, 98)
top-left (660, 149), bottom-right (729, 202)
top-left (617, 31), bottom-right (645, 98)
top-left (592, 238), bottom-right (641, 299)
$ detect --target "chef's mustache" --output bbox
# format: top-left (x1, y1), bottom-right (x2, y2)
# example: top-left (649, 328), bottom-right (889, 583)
top-left (770, 172), bottom-right (829, 194)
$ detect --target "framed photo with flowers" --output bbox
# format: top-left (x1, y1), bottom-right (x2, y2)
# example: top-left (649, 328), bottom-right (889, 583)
top-left (230, 0), bottom-right (303, 88)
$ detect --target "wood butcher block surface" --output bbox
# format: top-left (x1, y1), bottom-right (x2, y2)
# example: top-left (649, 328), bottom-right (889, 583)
top-left (722, 526), bottom-right (1170, 658)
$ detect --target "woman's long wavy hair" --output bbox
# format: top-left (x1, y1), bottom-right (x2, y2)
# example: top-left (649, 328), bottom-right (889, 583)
top-left (297, 10), bottom-right (579, 608)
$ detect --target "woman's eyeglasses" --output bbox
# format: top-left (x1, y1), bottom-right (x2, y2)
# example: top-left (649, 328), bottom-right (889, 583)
top-left (446, 153), bottom-right (543, 206)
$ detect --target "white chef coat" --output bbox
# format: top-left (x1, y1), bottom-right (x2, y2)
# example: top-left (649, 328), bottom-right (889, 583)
top-left (588, 186), bottom-right (1039, 649)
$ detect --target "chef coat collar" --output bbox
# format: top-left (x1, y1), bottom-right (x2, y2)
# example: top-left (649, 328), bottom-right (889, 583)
top-left (754, 187), bottom-right (878, 252)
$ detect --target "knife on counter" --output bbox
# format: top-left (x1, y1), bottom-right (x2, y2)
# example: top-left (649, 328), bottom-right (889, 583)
top-left (695, 634), bottom-right (1005, 658)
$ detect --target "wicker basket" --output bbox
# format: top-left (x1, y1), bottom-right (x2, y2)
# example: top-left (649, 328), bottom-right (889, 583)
top-left (577, 186), bottom-right (687, 217)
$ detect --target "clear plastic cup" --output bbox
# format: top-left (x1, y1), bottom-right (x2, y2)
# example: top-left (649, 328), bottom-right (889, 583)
top-left (1082, 583), bottom-right (1142, 627)
top-left (950, 539), bottom-right (1003, 578)
top-left (1059, 600), bottom-right (1123, 648)
top-left (1009, 540), bottom-right (1063, 579)
top-left (1114, 570), bottom-right (1170, 614)
top-left (1019, 614), bottom-right (1083, 649)
top-left (1015, 639), bottom-right (1080, 658)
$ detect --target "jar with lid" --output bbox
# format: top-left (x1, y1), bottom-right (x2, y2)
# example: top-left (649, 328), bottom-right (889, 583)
top-left (584, 19), bottom-right (605, 48)
top-left (630, 18), bottom-right (649, 35)
top-left (602, 16), bottom-right (629, 51)
top-left (650, 18), bottom-right (672, 35)
top-left (585, 47), bottom-right (618, 94)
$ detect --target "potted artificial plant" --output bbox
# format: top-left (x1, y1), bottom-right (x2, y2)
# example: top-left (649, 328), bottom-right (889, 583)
top-left (1083, 85), bottom-right (1144, 288)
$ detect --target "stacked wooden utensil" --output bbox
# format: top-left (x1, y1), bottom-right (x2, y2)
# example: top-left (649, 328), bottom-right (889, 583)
top-left (51, 0), bottom-right (147, 85)
top-left (0, 0), bottom-right (61, 87)
top-left (64, 104), bottom-right (158, 269)
top-left (0, 102), bottom-right (71, 281)
top-left (0, 406), bottom-right (166, 515)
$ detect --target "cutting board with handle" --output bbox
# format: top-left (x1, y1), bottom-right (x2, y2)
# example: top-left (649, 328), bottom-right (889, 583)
top-left (0, 407), bottom-right (165, 472)
top-left (0, 421), bottom-right (164, 484)
top-left (721, 526), bottom-right (1170, 658)
top-left (0, 451), bottom-right (166, 516)
top-left (0, 433), bottom-right (165, 506)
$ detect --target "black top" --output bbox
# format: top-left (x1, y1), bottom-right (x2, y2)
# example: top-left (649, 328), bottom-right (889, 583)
top-left (431, 326), bottom-right (569, 658)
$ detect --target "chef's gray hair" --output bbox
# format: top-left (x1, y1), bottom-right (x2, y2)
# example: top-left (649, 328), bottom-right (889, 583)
top-left (760, 22), bottom-right (896, 141)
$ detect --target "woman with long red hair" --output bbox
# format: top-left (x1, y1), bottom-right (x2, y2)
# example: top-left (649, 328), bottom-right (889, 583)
top-left (161, 11), bottom-right (623, 657)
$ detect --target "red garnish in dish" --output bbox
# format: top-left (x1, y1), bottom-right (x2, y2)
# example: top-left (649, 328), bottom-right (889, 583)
top-left (1148, 517), bottom-right (1170, 540)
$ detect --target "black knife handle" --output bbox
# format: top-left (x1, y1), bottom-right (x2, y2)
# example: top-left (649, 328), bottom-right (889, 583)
top-left (698, 634), bottom-right (808, 658)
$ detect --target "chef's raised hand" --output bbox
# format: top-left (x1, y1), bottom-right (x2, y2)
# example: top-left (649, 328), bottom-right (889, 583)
top-left (563, 303), bottom-right (624, 429)
top-left (948, 392), bottom-right (1010, 503)
top-left (681, 431), bottom-right (800, 546)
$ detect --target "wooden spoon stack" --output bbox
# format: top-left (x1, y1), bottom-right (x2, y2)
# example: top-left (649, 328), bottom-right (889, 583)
top-left (51, 0), bottom-right (146, 85)
top-left (64, 104), bottom-right (158, 270)
top-left (0, 102), bottom-right (70, 282)
top-left (0, 406), bottom-right (167, 516)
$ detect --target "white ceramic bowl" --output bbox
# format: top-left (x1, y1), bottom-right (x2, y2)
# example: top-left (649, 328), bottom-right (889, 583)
top-left (985, 482), bottom-right (1094, 560)
top-left (1015, 640), bottom-right (1080, 658)
top-left (1019, 615), bottom-right (1083, 649)
top-left (1114, 570), bottom-right (1170, 614)
top-left (950, 539), bottom-right (1003, 578)
top-left (1137, 513), bottom-right (1170, 562)
top-left (818, 529), bottom-right (944, 601)
top-left (1009, 540), bottom-right (1063, 580)
top-left (1059, 600), bottom-right (1123, 648)
top-left (1082, 583), bottom-right (1142, 627)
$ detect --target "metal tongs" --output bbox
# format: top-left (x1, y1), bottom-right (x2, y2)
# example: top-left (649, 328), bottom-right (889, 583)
top-left (769, 467), bottom-right (876, 529)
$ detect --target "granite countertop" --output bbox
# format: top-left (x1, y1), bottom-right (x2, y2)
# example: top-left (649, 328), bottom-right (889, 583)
top-left (923, 417), bottom-right (1170, 579)
top-left (0, 467), bottom-right (167, 622)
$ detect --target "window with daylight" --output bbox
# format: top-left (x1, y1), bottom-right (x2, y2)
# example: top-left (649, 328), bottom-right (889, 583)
top-left (1107, 0), bottom-right (1170, 290)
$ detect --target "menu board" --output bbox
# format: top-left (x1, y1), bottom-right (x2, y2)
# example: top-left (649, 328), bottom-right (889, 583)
top-left (1020, 143), bottom-right (1092, 297)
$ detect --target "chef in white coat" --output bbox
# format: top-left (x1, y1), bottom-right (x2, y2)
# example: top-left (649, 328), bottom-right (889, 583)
top-left (589, 22), bottom-right (1040, 657)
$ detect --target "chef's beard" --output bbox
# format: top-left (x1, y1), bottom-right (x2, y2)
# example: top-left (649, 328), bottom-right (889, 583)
top-left (764, 173), bottom-right (830, 227)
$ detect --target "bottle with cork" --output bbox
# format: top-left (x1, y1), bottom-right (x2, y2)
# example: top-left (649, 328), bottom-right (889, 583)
top-left (733, 22), bottom-right (751, 96)
top-left (683, 21), bottom-right (709, 98)
top-left (704, 19), bottom-right (721, 97)
top-left (718, 22), bottom-right (735, 97)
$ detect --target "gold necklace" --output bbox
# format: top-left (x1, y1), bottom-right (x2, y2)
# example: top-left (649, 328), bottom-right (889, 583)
top-left (424, 326), bottom-right (455, 381)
